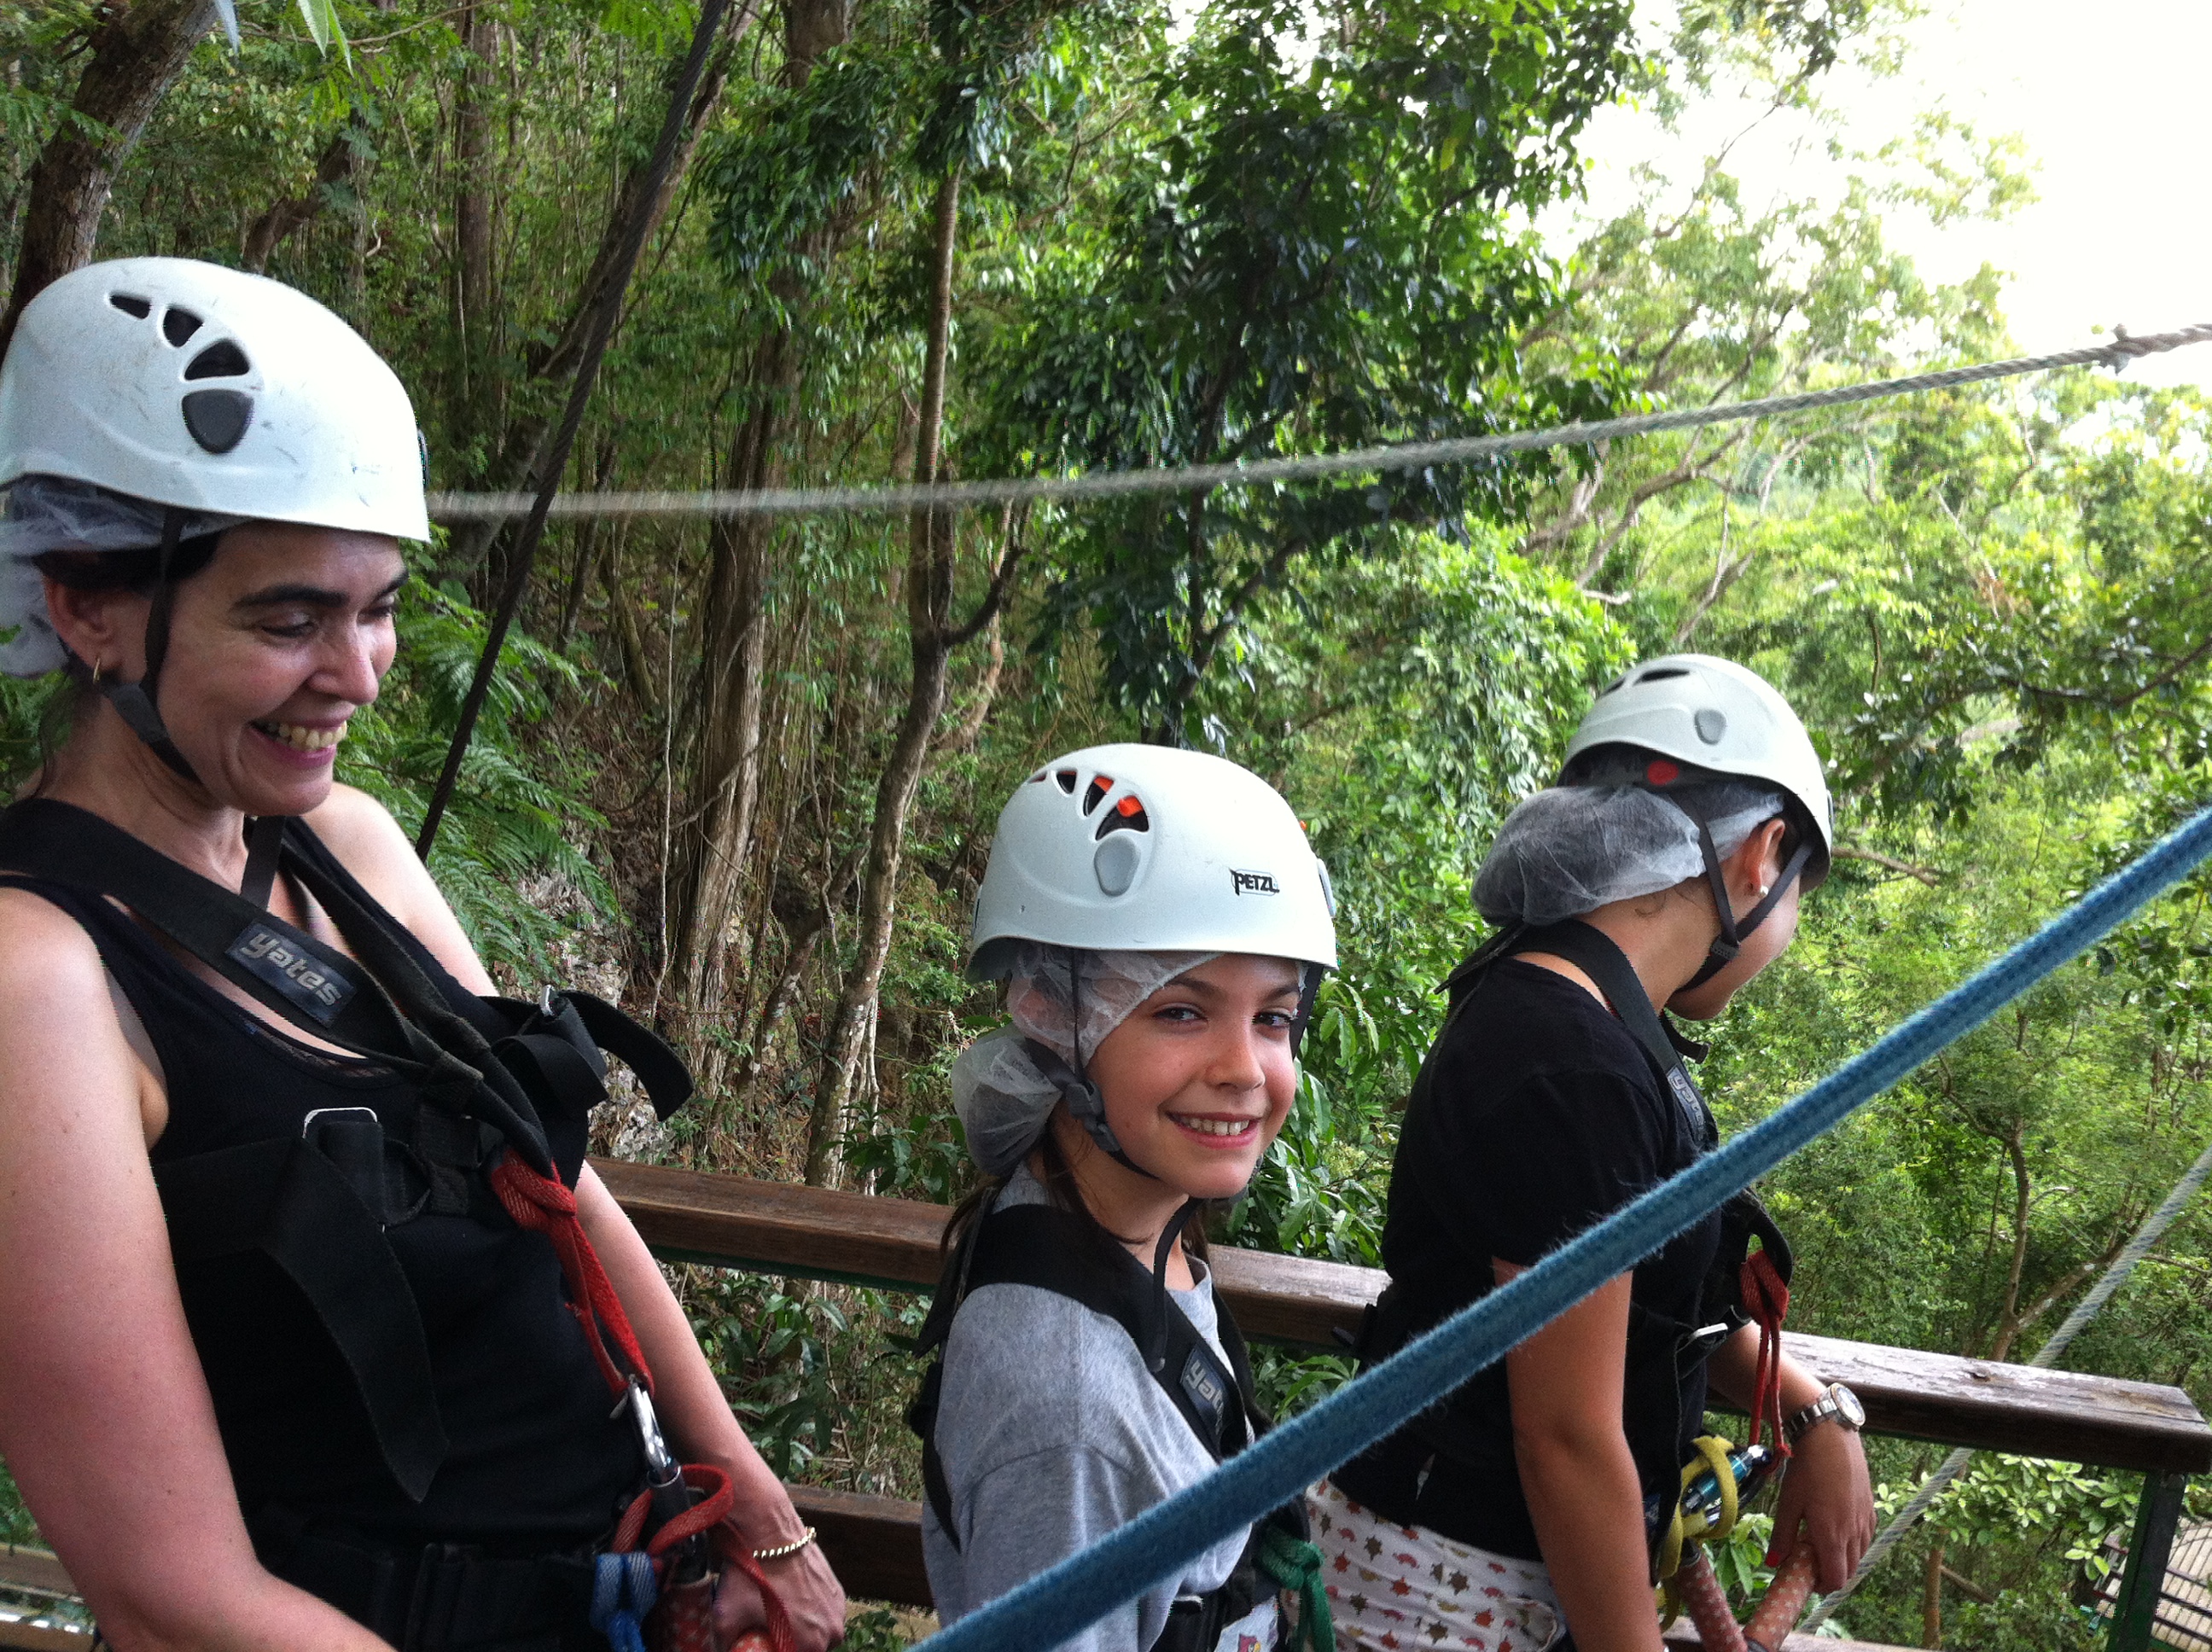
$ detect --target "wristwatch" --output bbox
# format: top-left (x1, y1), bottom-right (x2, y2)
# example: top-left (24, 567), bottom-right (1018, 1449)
top-left (1784, 1382), bottom-right (1865, 1445)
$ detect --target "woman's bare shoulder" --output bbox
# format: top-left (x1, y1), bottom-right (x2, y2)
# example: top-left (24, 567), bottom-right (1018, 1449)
top-left (304, 783), bottom-right (496, 993)
top-left (0, 883), bottom-right (108, 999)
top-left (305, 782), bottom-right (413, 866)
top-left (0, 887), bottom-right (137, 1101)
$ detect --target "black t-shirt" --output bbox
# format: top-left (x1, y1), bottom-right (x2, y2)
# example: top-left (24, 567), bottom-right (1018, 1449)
top-left (1335, 958), bottom-right (1722, 1562)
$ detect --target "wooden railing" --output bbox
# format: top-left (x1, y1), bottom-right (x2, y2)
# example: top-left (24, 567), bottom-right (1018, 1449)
top-left (0, 1160), bottom-right (2197, 1651)
top-left (599, 1158), bottom-right (2212, 1652)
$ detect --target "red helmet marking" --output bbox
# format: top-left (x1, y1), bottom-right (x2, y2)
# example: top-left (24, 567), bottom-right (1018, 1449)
top-left (1646, 759), bottom-right (1679, 786)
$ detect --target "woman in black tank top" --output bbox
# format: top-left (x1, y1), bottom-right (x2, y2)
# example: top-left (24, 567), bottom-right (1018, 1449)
top-left (0, 259), bottom-right (845, 1651)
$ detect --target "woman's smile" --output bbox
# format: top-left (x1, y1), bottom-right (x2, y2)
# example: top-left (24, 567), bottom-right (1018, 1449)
top-left (250, 717), bottom-right (349, 763)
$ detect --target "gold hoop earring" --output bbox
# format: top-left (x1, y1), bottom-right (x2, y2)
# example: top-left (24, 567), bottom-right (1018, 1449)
top-left (90, 657), bottom-right (102, 685)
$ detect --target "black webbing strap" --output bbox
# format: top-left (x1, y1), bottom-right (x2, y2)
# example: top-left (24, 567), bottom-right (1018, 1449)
top-left (1509, 920), bottom-right (1695, 1094)
top-left (911, 1201), bottom-right (1258, 1550)
top-left (241, 813), bottom-right (285, 909)
top-left (0, 799), bottom-right (557, 1178)
top-left (99, 507), bottom-right (200, 785)
top-left (156, 1137), bottom-right (451, 1501)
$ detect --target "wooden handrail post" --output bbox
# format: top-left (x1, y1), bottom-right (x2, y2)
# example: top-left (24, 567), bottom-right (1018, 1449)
top-left (2110, 1469), bottom-right (2187, 1652)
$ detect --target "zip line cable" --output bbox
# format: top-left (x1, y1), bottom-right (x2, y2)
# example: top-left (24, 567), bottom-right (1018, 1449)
top-left (1799, 1127), bottom-right (2212, 1632)
top-left (412, 321), bottom-right (2212, 853)
top-left (921, 800), bottom-right (2212, 1652)
top-left (427, 323), bottom-right (2212, 523)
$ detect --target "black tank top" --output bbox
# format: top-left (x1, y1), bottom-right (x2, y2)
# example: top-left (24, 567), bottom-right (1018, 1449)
top-left (0, 829), bottom-right (641, 1544)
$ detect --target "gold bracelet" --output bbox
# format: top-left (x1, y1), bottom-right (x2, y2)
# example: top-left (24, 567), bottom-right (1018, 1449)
top-left (752, 1526), bottom-right (817, 1563)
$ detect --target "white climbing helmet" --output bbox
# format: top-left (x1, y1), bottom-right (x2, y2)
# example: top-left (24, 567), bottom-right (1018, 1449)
top-left (967, 743), bottom-right (1339, 980)
top-left (1563, 653), bottom-right (1832, 876)
top-left (0, 256), bottom-right (428, 538)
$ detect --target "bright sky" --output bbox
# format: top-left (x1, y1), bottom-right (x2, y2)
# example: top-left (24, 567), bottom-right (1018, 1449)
top-left (1557, 0), bottom-right (2212, 390)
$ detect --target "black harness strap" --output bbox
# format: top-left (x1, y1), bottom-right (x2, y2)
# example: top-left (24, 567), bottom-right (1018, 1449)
top-left (0, 799), bottom-right (696, 1505)
top-left (156, 1136), bottom-right (451, 1501)
top-left (1506, 920), bottom-right (1714, 1133)
top-left (0, 799), bottom-right (560, 1178)
top-left (910, 1202), bottom-right (1259, 1550)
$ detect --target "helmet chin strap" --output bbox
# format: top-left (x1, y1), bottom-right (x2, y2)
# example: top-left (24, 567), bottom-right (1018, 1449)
top-left (1679, 819), bottom-right (1817, 992)
top-left (99, 506), bottom-right (196, 786)
top-left (94, 506), bottom-right (285, 909)
top-left (1051, 945), bottom-right (1159, 1181)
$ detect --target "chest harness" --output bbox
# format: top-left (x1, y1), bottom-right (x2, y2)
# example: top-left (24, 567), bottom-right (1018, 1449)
top-left (908, 1192), bottom-right (1331, 1652)
top-left (1358, 921), bottom-right (1795, 1577)
top-left (0, 798), bottom-right (793, 1652)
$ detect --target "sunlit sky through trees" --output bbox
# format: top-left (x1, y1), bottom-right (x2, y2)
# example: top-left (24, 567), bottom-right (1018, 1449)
top-left (1557, 0), bottom-right (2212, 390)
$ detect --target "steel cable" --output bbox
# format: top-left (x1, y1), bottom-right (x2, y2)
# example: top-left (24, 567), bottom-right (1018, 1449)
top-left (1798, 1127), bottom-right (2212, 1632)
top-left (428, 323), bottom-right (2212, 523)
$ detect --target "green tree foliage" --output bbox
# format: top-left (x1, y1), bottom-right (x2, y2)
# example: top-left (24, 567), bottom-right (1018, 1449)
top-left (16, 2), bottom-right (2212, 1645)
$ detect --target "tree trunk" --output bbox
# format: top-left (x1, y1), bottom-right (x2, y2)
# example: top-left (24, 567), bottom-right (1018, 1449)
top-left (447, 1), bottom-right (760, 574)
top-left (657, 0), bottom-right (853, 1065)
top-left (242, 116), bottom-right (368, 273)
top-left (451, 2), bottom-right (498, 455)
top-left (802, 165), bottom-right (962, 1188)
top-left (1921, 1540), bottom-right (1943, 1648)
top-left (664, 340), bottom-right (787, 1070)
top-left (0, 0), bottom-right (214, 352)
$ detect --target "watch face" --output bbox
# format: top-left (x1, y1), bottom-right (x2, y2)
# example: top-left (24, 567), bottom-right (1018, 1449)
top-left (1833, 1384), bottom-right (1866, 1428)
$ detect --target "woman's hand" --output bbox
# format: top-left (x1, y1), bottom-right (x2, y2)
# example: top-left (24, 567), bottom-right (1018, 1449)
top-left (713, 1542), bottom-right (847, 1651)
top-left (1766, 1418), bottom-right (1874, 1591)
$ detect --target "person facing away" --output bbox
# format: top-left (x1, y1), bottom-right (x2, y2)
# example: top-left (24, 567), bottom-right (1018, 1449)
top-left (0, 257), bottom-right (844, 1651)
top-left (1318, 655), bottom-right (1876, 1652)
top-left (912, 744), bottom-right (1340, 1652)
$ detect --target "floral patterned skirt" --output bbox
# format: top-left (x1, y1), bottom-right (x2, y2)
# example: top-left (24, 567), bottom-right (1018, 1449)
top-left (1306, 1478), bottom-right (1565, 1652)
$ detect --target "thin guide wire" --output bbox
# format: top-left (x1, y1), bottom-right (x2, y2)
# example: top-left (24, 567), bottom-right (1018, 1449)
top-left (1800, 1127), bottom-right (2212, 1631)
top-left (428, 323), bottom-right (2212, 523)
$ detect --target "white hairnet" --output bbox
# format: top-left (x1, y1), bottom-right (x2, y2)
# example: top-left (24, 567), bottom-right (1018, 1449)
top-left (0, 475), bottom-right (243, 676)
top-left (950, 945), bottom-right (1216, 1177)
top-left (1473, 784), bottom-right (1785, 928)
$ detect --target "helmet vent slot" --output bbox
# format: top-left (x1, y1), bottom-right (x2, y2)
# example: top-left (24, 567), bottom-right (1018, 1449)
top-left (108, 294), bottom-right (152, 319)
top-left (1095, 794), bottom-right (1150, 840)
top-left (182, 389), bottom-right (253, 454)
top-left (184, 340), bottom-right (250, 381)
top-left (1054, 768), bottom-right (1078, 794)
top-left (1081, 776), bottom-right (1113, 816)
top-left (162, 306), bottom-right (204, 346)
top-left (1634, 666), bottom-right (1691, 683)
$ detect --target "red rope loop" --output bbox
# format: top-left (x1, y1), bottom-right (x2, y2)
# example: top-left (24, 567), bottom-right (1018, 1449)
top-left (1741, 1247), bottom-right (1792, 1454)
top-left (489, 1153), bottom-right (654, 1397)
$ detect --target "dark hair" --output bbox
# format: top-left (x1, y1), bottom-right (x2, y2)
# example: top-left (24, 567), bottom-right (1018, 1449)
top-left (29, 531), bottom-right (224, 600)
top-left (941, 1125), bottom-right (1214, 1266)
top-left (20, 531), bottom-right (225, 794)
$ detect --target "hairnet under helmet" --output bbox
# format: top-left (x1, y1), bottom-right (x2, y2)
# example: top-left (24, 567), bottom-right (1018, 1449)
top-left (951, 945), bottom-right (1214, 1177)
top-left (1474, 783), bottom-right (1784, 928)
top-left (1480, 654), bottom-right (1828, 989)
top-left (959, 747), bottom-right (1336, 1179)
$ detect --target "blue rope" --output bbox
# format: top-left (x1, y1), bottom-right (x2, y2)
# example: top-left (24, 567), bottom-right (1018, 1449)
top-left (923, 800), bottom-right (2212, 1652)
top-left (589, 1550), bottom-right (658, 1652)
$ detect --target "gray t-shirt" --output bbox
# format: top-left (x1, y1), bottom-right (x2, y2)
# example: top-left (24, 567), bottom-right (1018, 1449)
top-left (922, 1168), bottom-right (1277, 1652)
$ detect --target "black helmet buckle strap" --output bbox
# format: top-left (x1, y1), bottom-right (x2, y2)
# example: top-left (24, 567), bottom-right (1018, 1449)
top-left (1681, 817), bottom-right (1817, 992)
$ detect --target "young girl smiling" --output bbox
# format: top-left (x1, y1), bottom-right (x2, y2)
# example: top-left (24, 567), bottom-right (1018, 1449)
top-left (913, 744), bottom-right (1339, 1652)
